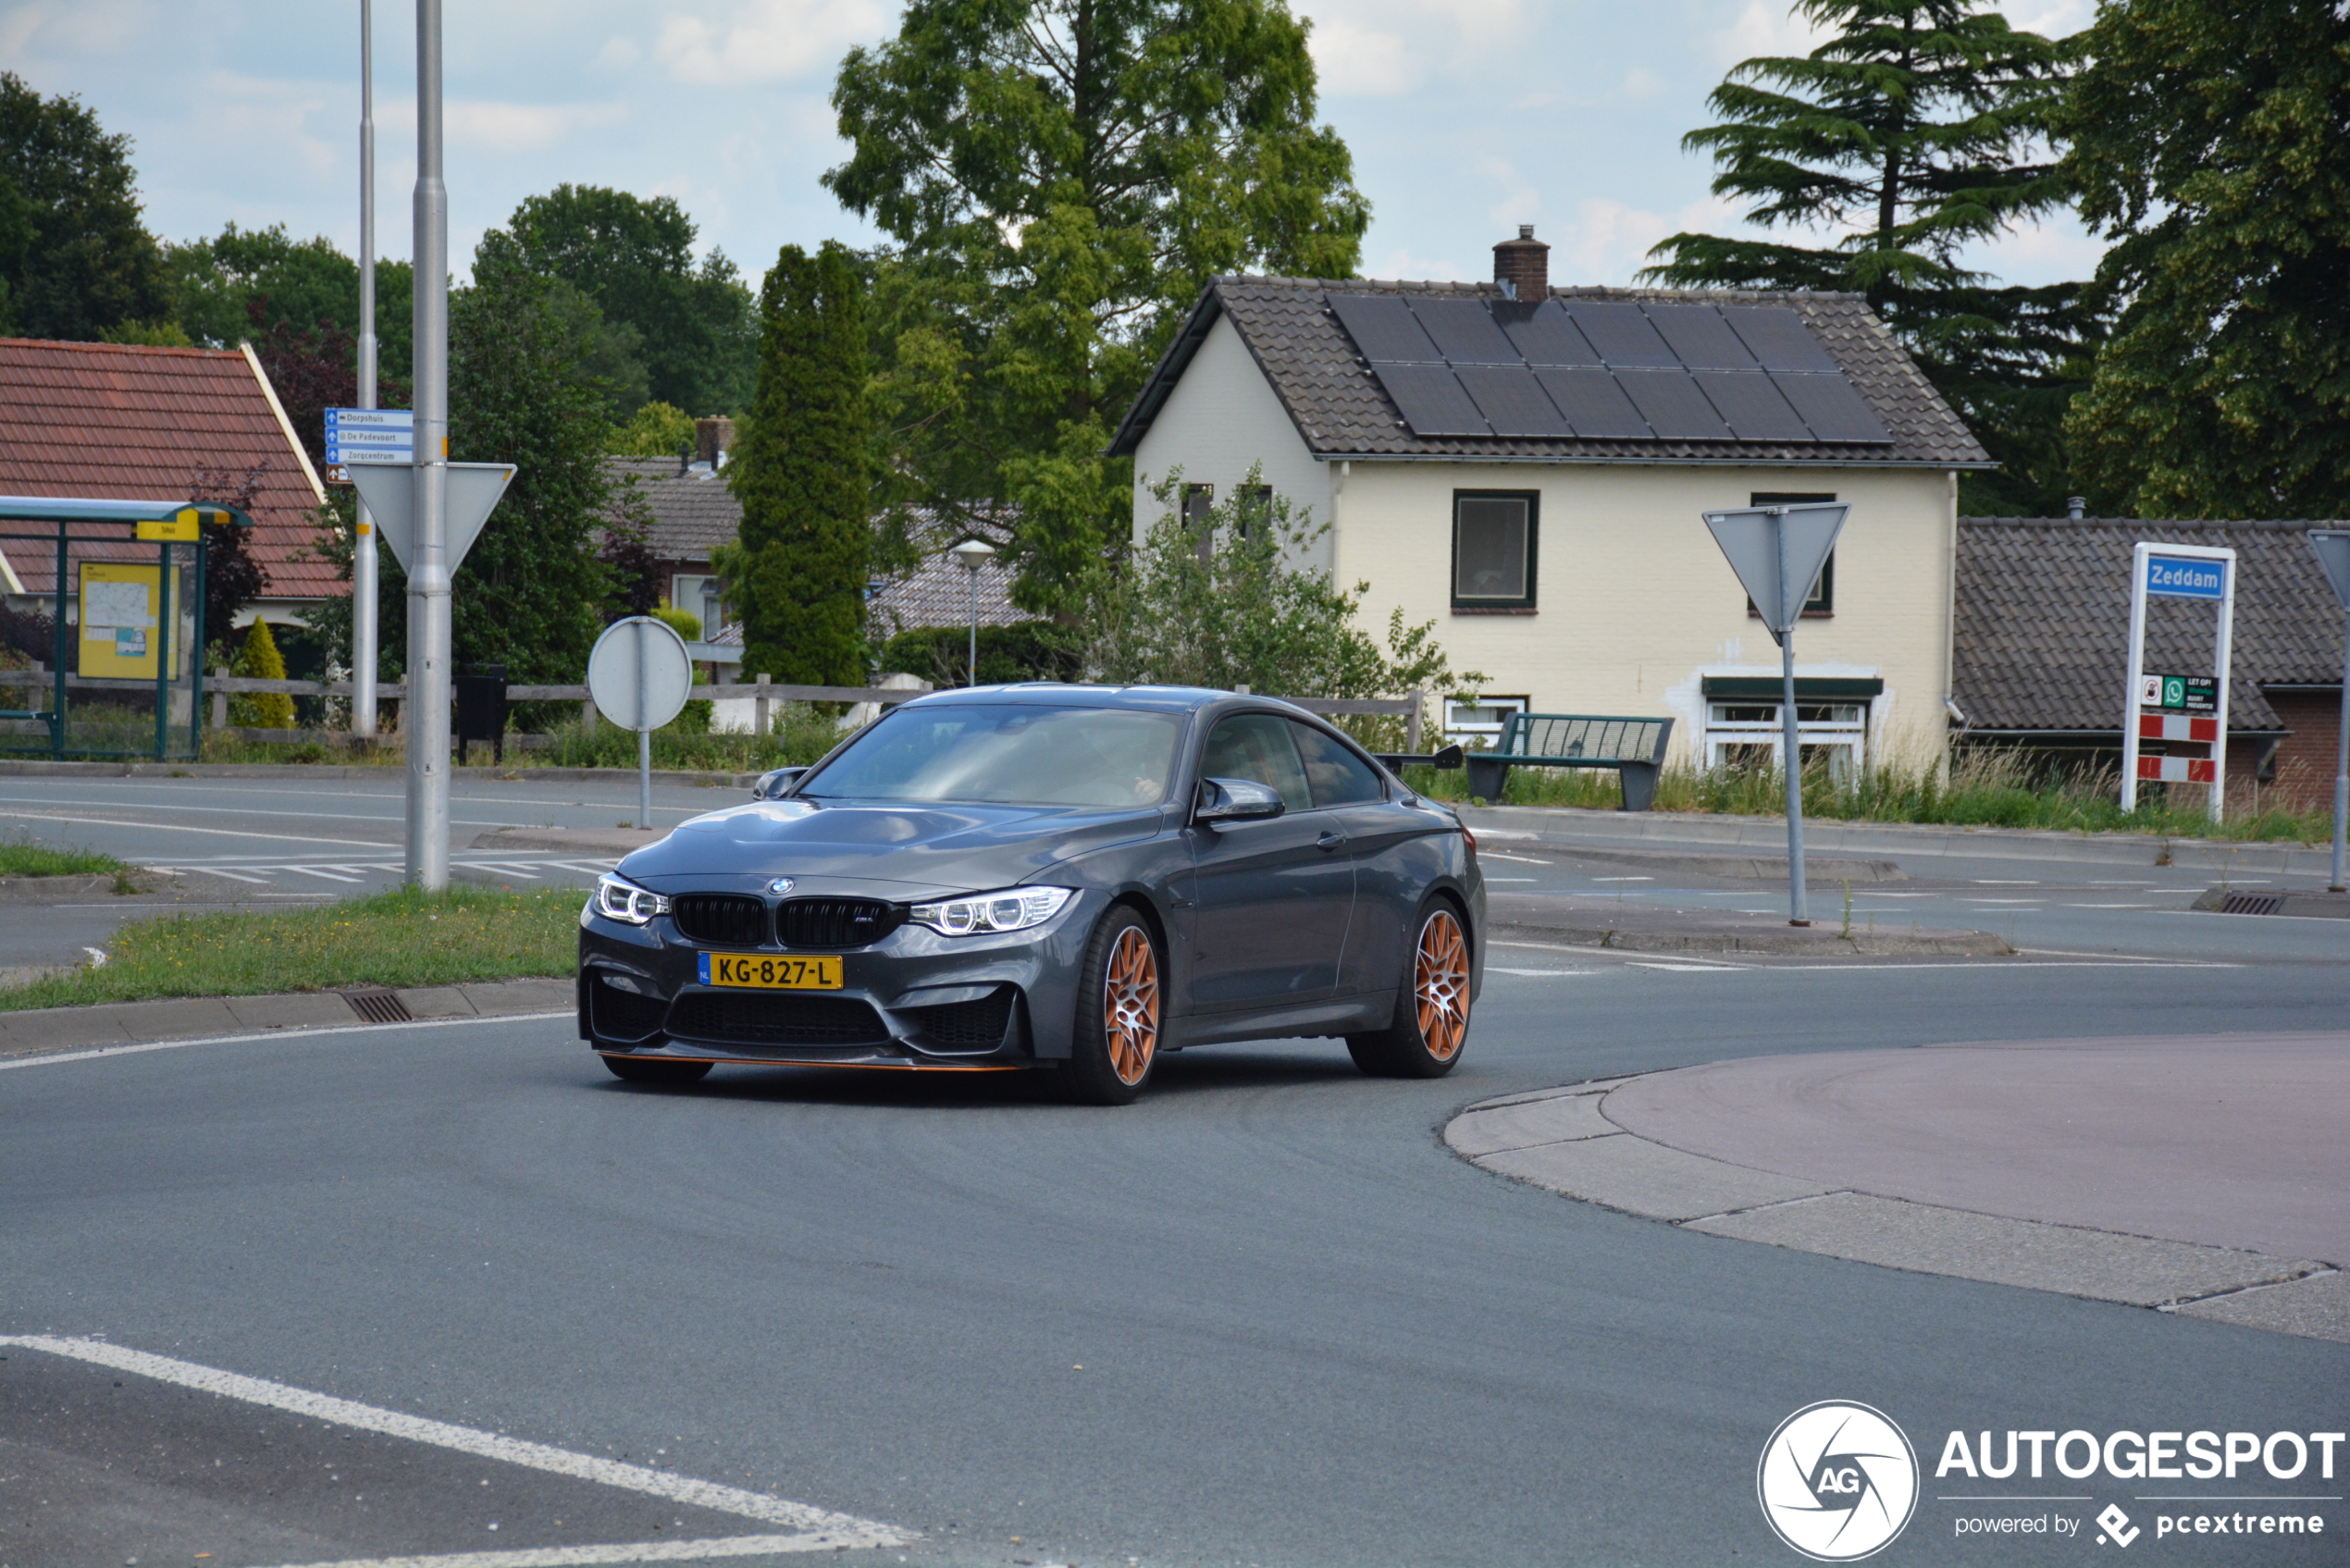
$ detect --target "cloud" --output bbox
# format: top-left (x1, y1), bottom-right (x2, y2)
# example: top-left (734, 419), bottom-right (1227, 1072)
top-left (651, 0), bottom-right (889, 86)
top-left (1710, 0), bottom-right (1835, 68)
top-left (1308, 18), bottom-right (1419, 96)
top-left (445, 99), bottom-right (628, 154)
top-left (1299, 0), bottom-right (1528, 95)
top-left (0, 0), bottom-right (157, 57)
top-left (1547, 193), bottom-right (1755, 286)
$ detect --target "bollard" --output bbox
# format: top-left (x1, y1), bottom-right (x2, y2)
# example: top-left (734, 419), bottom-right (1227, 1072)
top-left (754, 673), bottom-right (771, 737)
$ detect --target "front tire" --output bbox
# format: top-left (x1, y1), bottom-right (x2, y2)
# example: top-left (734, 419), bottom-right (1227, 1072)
top-left (600, 1053), bottom-right (711, 1086)
top-left (1347, 901), bottom-right (1471, 1078)
top-left (1060, 907), bottom-right (1162, 1105)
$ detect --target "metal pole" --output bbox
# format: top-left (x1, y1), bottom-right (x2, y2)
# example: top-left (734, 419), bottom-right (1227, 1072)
top-left (2121, 544), bottom-right (2149, 813)
top-left (405, 0), bottom-right (451, 889)
top-left (636, 619), bottom-right (651, 829)
top-left (352, 0), bottom-right (379, 738)
top-left (2332, 606), bottom-right (2348, 893)
top-left (1777, 515), bottom-right (1809, 926)
top-left (2209, 551), bottom-right (2235, 823)
top-left (968, 566), bottom-right (979, 686)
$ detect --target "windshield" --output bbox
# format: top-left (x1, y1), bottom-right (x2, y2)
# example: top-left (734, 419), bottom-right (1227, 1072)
top-left (801, 704), bottom-right (1185, 808)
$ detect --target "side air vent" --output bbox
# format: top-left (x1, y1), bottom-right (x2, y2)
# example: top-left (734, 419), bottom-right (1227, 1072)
top-left (777, 898), bottom-right (905, 949)
top-left (588, 973), bottom-right (669, 1043)
top-left (672, 894), bottom-right (768, 947)
top-left (902, 986), bottom-right (1016, 1050)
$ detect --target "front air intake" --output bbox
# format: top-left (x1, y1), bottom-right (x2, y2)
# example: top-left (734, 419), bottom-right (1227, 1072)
top-left (666, 992), bottom-right (891, 1048)
top-left (777, 898), bottom-right (905, 949)
top-left (672, 894), bottom-right (768, 947)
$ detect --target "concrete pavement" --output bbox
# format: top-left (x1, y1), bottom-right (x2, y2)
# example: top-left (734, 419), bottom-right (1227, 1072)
top-left (0, 976), bottom-right (574, 1058)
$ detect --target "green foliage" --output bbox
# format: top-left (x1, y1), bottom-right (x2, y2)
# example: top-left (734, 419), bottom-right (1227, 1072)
top-left (1637, 1), bottom-right (2096, 515)
top-left (880, 621), bottom-right (1083, 688)
top-left (827, 0), bottom-right (1369, 616)
top-left (2057, 0), bottom-right (2350, 519)
top-left (0, 72), bottom-right (173, 340)
top-left (229, 619), bottom-right (296, 729)
top-left (649, 605), bottom-right (702, 642)
top-left (167, 223), bottom-right (353, 343)
top-left (537, 707), bottom-right (850, 772)
top-left (97, 318), bottom-right (193, 346)
top-left (507, 185), bottom-right (758, 417)
top-left (0, 886), bottom-right (581, 1011)
top-left (1088, 470), bottom-right (1481, 720)
top-left (714, 241), bottom-right (874, 689)
top-left (303, 232), bottom-right (618, 690)
top-left (0, 831), bottom-right (127, 878)
top-left (609, 400), bottom-right (698, 458)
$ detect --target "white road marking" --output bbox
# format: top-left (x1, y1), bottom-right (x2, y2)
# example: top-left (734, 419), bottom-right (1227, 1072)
top-left (1480, 850), bottom-right (1555, 865)
top-left (1589, 876), bottom-right (1654, 882)
top-left (0, 809), bottom-right (394, 848)
top-left (250, 1537), bottom-right (861, 1568)
top-left (1482, 876), bottom-right (1538, 882)
top-left (1626, 961), bottom-right (1746, 972)
top-left (1972, 879), bottom-right (2040, 885)
top-left (287, 866), bottom-right (366, 883)
top-left (1488, 967), bottom-right (1591, 976)
top-left (0, 1010), bottom-right (571, 1071)
top-left (0, 1337), bottom-right (908, 1547)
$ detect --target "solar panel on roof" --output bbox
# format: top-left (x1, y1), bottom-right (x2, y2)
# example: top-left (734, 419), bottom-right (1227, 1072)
top-left (1531, 367), bottom-right (1651, 439)
top-left (1406, 297), bottom-right (1521, 364)
top-left (1642, 304), bottom-right (1757, 370)
top-left (1559, 302), bottom-right (1677, 367)
top-left (1327, 294), bottom-right (1441, 362)
top-left (1693, 372), bottom-right (1812, 442)
top-left (1497, 301), bottom-right (1603, 366)
top-left (1370, 363), bottom-right (1492, 436)
top-left (1615, 368), bottom-right (1734, 439)
top-left (1455, 365), bottom-right (1573, 438)
top-left (1771, 372), bottom-right (1892, 442)
top-left (1721, 307), bottom-right (1841, 372)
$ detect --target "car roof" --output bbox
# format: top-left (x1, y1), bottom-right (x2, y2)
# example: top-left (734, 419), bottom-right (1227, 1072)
top-left (901, 683), bottom-right (1233, 714)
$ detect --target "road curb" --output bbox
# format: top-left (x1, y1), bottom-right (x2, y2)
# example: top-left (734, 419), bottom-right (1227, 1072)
top-left (1488, 921), bottom-right (2009, 957)
top-left (1445, 1080), bottom-right (2347, 1343)
top-left (0, 975), bottom-right (574, 1059)
top-left (0, 759), bottom-right (758, 787)
top-left (1460, 802), bottom-right (2335, 874)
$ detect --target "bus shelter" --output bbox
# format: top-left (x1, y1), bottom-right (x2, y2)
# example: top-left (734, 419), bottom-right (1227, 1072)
top-left (0, 497), bottom-right (249, 762)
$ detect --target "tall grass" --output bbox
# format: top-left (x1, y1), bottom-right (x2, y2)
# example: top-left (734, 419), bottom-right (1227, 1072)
top-left (534, 705), bottom-right (852, 772)
top-left (1399, 747), bottom-right (2332, 843)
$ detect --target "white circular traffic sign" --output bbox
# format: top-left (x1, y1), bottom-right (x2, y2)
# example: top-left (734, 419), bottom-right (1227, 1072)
top-left (587, 616), bottom-right (694, 733)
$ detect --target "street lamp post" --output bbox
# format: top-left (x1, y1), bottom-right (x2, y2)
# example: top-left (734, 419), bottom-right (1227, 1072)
top-left (352, 0), bottom-right (378, 738)
top-left (406, 0), bottom-right (451, 889)
top-left (947, 537), bottom-right (996, 687)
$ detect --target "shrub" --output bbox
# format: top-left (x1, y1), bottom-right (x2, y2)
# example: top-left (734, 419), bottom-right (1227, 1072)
top-left (229, 619), bottom-right (295, 728)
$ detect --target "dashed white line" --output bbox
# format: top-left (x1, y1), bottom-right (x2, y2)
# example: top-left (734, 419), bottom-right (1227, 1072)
top-left (252, 1537), bottom-right (860, 1568)
top-left (0, 1336), bottom-right (909, 1548)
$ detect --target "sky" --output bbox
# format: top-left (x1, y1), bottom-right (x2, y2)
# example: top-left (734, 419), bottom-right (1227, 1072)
top-left (1, 0), bottom-right (2103, 291)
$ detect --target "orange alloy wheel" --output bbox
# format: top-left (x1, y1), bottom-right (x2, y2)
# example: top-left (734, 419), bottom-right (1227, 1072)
top-left (1102, 926), bottom-right (1160, 1085)
top-left (1414, 909), bottom-right (1470, 1061)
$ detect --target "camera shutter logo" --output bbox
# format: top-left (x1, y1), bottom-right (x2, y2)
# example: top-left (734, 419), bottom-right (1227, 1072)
top-left (1757, 1401), bottom-right (1919, 1561)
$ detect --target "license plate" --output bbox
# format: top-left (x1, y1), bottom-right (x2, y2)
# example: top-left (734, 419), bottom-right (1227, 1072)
top-left (699, 952), bottom-right (843, 990)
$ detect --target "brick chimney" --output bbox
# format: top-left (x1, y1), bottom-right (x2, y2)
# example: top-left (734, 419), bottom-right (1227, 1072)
top-left (695, 415), bottom-right (736, 469)
top-left (1493, 225), bottom-right (1549, 301)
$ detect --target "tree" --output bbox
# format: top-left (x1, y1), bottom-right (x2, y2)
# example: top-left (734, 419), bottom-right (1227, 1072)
top-left (2057, 0), bottom-right (2350, 520)
top-left (229, 619), bottom-right (296, 728)
top-left (0, 73), bottom-right (173, 340)
top-left (826, 0), bottom-right (1368, 614)
top-left (304, 231), bottom-right (619, 692)
top-left (1088, 469), bottom-right (1480, 722)
top-left (507, 185), bottom-right (757, 417)
top-left (608, 401), bottom-right (697, 458)
top-left (188, 460), bottom-right (272, 651)
top-left (1636, 0), bottom-right (2093, 514)
top-left (713, 242), bottom-right (875, 689)
top-left (168, 224), bottom-right (354, 347)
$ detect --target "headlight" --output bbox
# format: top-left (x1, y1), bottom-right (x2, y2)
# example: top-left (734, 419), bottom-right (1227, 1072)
top-left (592, 872), bottom-right (670, 925)
top-left (907, 885), bottom-right (1074, 936)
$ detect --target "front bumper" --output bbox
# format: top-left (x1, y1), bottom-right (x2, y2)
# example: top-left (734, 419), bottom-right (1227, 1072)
top-left (576, 888), bottom-right (1098, 1070)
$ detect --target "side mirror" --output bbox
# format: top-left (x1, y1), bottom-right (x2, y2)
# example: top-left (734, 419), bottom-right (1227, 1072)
top-left (1194, 775), bottom-right (1285, 824)
top-left (751, 766), bottom-right (808, 800)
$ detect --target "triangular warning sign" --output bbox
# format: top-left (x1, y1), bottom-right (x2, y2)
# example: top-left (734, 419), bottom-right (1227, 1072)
top-left (348, 462), bottom-right (516, 574)
top-left (1702, 502), bottom-right (1849, 642)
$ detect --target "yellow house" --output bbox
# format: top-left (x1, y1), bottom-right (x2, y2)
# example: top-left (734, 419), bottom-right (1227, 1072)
top-left (1107, 229), bottom-right (1992, 772)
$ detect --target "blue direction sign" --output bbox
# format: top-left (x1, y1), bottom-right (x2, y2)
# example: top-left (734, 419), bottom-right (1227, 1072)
top-left (324, 407), bottom-right (414, 468)
top-left (2145, 553), bottom-right (2228, 600)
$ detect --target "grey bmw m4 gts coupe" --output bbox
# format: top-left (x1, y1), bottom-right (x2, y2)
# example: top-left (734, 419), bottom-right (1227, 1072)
top-left (576, 684), bottom-right (1484, 1104)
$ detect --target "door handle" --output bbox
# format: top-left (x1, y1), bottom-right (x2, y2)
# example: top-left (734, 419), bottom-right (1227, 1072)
top-left (1316, 831), bottom-right (1344, 851)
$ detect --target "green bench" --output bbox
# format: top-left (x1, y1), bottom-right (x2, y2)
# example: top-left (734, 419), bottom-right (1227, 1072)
top-left (1465, 713), bottom-right (1676, 811)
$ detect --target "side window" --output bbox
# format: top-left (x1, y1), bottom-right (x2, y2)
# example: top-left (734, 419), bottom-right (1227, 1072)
top-left (1288, 721), bottom-right (1384, 808)
top-left (1200, 714), bottom-right (1312, 812)
top-left (1749, 491), bottom-right (1835, 615)
top-left (1453, 490), bottom-right (1538, 610)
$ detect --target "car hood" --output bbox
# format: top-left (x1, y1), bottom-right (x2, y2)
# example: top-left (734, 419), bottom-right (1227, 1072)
top-left (616, 797), bottom-right (1166, 896)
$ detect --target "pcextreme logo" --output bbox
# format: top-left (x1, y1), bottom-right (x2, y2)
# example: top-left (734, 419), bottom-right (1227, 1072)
top-left (1759, 1401), bottom-right (1921, 1562)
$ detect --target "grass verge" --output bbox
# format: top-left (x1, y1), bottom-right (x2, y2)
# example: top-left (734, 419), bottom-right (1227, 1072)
top-left (0, 833), bottom-right (132, 879)
top-left (0, 886), bottom-right (580, 1012)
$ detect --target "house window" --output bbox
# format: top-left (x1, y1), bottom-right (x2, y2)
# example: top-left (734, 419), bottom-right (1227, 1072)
top-left (1444, 695), bottom-right (1529, 747)
top-left (1235, 484), bottom-right (1272, 541)
top-left (1453, 491), bottom-right (1538, 611)
top-left (1746, 491), bottom-right (1834, 616)
top-left (1701, 677), bottom-right (1881, 780)
top-left (670, 574), bottom-right (721, 636)
top-left (1183, 483), bottom-right (1216, 562)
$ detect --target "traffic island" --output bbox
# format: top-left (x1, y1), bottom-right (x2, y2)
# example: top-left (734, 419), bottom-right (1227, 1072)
top-left (1446, 1031), bottom-right (2350, 1343)
top-left (1485, 891), bottom-right (2012, 957)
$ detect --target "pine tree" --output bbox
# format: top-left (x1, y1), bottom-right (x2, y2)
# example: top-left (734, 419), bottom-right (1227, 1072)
top-left (2057, 0), bottom-right (2350, 519)
top-left (1638, 0), bottom-right (2092, 513)
top-left (230, 619), bottom-right (296, 729)
top-left (714, 243), bottom-right (874, 689)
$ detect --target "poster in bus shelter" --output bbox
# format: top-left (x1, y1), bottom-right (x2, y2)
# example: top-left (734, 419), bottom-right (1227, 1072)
top-left (79, 562), bottom-right (171, 679)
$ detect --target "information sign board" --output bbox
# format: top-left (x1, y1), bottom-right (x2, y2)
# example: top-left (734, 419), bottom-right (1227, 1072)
top-left (2145, 553), bottom-right (2228, 600)
top-left (80, 563), bottom-right (164, 678)
top-left (324, 408), bottom-right (414, 472)
top-left (2137, 674), bottom-right (2217, 712)
top-left (2121, 542), bottom-right (2234, 816)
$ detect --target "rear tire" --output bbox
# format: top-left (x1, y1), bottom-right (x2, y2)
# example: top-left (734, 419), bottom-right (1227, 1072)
top-left (600, 1053), bottom-right (711, 1086)
top-left (1346, 901), bottom-right (1471, 1079)
top-left (1059, 906), bottom-right (1162, 1105)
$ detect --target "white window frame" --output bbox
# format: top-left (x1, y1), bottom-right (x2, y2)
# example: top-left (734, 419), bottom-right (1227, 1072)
top-left (1444, 695), bottom-right (1529, 748)
top-left (1703, 699), bottom-right (1870, 779)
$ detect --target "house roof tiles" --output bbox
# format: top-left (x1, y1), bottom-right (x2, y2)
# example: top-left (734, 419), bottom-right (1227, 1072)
top-left (0, 338), bottom-right (336, 602)
top-left (1109, 278), bottom-right (1990, 468)
top-left (1951, 517), bottom-right (2347, 735)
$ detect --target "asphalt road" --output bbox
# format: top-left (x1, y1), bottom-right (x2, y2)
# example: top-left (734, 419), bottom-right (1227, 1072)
top-left (5, 939), bottom-right (2344, 1564)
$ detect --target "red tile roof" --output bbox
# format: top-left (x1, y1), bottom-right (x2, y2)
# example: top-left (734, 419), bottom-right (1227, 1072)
top-left (0, 338), bottom-right (338, 603)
